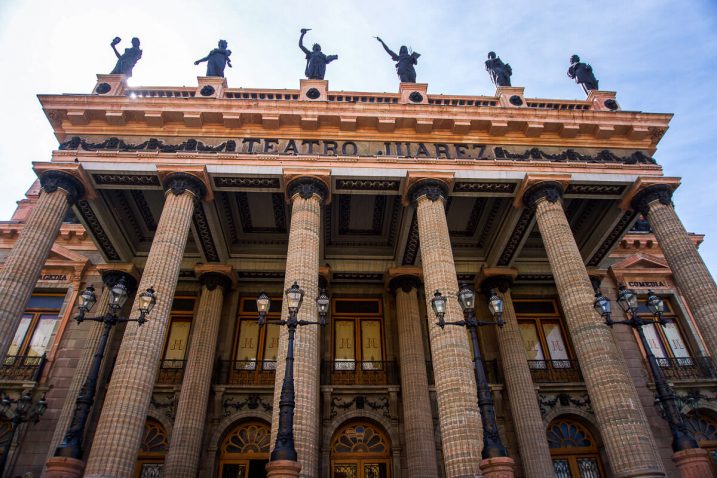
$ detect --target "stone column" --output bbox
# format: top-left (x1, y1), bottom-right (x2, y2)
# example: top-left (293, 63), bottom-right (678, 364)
top-left (269, 177), bottom-right (327, 478)
top-left (480, 274), bottom-right (554, 478)
top-left (44, 267), bottom-right (137, 478)
top-left (389, 275), bottom-right (438, 478)
top-left (84, 173), bottom-right (206, 478)
top-left (410, 180), bottom-right (483, 478)
top-left (633, 185), bottom-right (717, 370)
top-left (164, 266), bottom-right (232, 478)
top-left (0, 171), bottom-right (84, 361)
top-left (524, 182), bottom-right (665, 477)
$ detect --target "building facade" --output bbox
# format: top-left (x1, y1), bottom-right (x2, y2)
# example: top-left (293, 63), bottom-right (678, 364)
top-left (0, 74), bottom-right (715, 478)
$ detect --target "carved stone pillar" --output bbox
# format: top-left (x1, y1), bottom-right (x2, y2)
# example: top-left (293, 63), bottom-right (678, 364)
top-left (389, 274), bottom-right (438, 478)
top-left (164, 267), bottom-right (232, 478)
top-left (84, 173), bottom-right (206, 478)
top-left (269, 177), bottom-right (327, 478)
top-left (44, 267), bottom-right (137, 478)
top-left (410, 180), bottom-right (483, 478)
top-left (0, 171), bottom-right (84, 360)
top-left (480, 273), bottom-right (554, 478)
top-left (524, 182), bottom-right (664, 477)
top-left (633, 185), bottom-right (717, 370)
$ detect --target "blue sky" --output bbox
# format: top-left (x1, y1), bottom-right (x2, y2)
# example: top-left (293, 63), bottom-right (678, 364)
top-left (0, 0), bottom-right (715, 271)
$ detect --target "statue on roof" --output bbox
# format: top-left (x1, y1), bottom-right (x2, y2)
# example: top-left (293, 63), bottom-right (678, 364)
top-left (299, 28), bottom-right (338, 80)
top-left (567, 54), bottom-right (599, 94)
top-left (375, 37), bottom-right (420, 83)
top-left (485, 51), bottom-right (512, 87)
top-left (194, 40), bottom-right (233, 77)
top-left (110, 37), bottom-right (142, 77)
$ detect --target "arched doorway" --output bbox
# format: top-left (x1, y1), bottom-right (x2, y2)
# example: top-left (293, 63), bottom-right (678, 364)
top-left (133, 417), bottom-right (169, 478)
top-left (685, 410), bottom-right (717, 469)
top-left (218, 419), bottom-right (271, 478)
top-left (330, 420), bottom-right (391, 478)
top-left (547, 417), bottom-right (606, 477)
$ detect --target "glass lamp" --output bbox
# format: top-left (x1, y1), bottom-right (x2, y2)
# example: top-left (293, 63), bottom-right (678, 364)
top-left (286, 282), bottom-right (305, 313)
top-left (457, 283), bottom-right (475, 312)
top-left (617, 285), bottom-right (638, 314)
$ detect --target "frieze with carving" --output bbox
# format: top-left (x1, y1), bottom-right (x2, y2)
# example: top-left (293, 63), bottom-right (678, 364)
top-left (401, 211), bottom-right (420, 266)
top-left (538, 392), bottom-right (592, 417)
top-left (497, 208), bottom-right (534, 266)
top-left (330, 395), bottom-right (391, 419)
top-left (59, 136), bottom-right (658, 165)
top-left (150, 393), bottom-right (177, 420)
top-left (587, 210), bottom-right (638, 267)
top-left (193, 202), bottom-right (220, 262)
top-left (224, 394), bottom-right (273, 416)
top-left (75, 200), bottom-right (121, 260)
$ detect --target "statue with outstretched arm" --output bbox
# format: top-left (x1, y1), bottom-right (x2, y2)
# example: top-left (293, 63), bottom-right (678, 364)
top-left (299, 28), bottom-right (338, 80)
top-left (110, 37), bottom-right (142, 77)
top-left (194, 40), bottom-right (232, 77)
top-left (375, 36), bottom-right (420, 83)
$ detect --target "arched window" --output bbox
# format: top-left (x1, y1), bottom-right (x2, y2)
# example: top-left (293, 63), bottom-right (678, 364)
top-left (547, 418), bottom-right (606, 478)
top-left (330, 421), bottom-right (391, 478)
top-left (133, 417), bottom-right (169, 478)
top-left (218, 420), bottom-right (271, 478)
top-left (685, 411), bottom-right (717, 467)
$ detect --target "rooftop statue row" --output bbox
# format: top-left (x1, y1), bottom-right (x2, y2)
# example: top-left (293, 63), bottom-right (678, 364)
top-left (108, 33), bottom-right (600, 94)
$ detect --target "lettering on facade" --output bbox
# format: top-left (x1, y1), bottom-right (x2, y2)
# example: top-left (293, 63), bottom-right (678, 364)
top-left (39, 274), bottom-right (68, 281)
top-left (626, 281), bottom-right (669, 288)
top-left (59, 136), bottom-right (656, 165)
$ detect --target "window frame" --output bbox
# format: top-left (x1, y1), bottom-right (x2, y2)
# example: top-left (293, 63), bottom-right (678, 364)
top-left (331, 297), bottom-right (385, 369)
top-left (513, 298), bottom-right (574, 362)
top-left (10, 293), bottom-right (65, 357)
top-left (232, 296), bottom-right (283, 369)
top-left (160, 296), bottom-right (196, 364)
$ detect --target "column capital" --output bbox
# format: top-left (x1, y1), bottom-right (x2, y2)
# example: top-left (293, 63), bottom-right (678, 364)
top-left (389, 275), bottom-right (422, 294)
top-left (522, 181), bottom-right (565, 209)
top-left (97, 263), bottom-right (139, 294)
top-left (631, 184), bottom-right (675, 216)
top-left (407, 179), bottom-right (449, 206)
top-left (618, 176), bottom-right (680, 212)
top-left (478, 267), bottom-right (517, 294)
top-left (195, 264), bottom-right (234, 292)
top-left (285, 176), bottom-right (330, 204)
top-left (161, 172), bottom-right (208, 201)
top-left (513, 174), bottom-right (570, 209)
top-left (34, 164), bottom-right (94, 205)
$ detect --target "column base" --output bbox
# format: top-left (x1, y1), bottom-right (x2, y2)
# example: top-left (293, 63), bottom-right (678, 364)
top-left (673, 448), bottom-right (714, 478)
top-left (266, 459), bottom-right (302, 478)
top-left (481, 456), bottom-right (515, 478)
top-left (45, 456), bottom-right (85, 478)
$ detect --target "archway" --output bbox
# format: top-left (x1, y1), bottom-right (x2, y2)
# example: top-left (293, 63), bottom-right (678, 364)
top-left (330, 420), bottom-right (391, 478)
top-left (685, 410), bottom-right (717, 469)
top-left (218, 419), bottom-right (271, 478)
top-left (133, 417), bottom-right (169, 478)
top-left (547, 417), bottom-right (606, 477)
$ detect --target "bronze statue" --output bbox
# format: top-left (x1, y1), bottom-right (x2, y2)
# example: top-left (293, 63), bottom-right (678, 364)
top-left (194, 40), bottom-right (232, 77)
top-left (110, 37), bottom-right (142, 77)
top-left (299, 28), bottom-right (338, 80)
top-left (567, 54), bottom-right (599, 93)
top-left (485, 51), bottom-right (512, 87)
top-left (375, 37), bottom-right (420, 83)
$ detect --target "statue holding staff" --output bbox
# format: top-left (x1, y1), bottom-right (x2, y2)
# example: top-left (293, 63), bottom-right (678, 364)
top-left (299, 28), bottom-right (338, 80)
top-left (375, 37), bottom-right (420, 83)
top-left (194, 40), bottom-right (232, 77)
top-left (110, 37), bottom-right (142, 77)
top-left (485, 51), bottom-right (512, 87)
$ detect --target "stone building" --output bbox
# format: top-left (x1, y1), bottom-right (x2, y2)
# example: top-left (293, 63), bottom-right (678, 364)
top-left (0, 74), bottom-right (715, 478)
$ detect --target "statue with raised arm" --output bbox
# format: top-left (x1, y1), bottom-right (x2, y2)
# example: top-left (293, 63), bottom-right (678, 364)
top-left (567, 54), bottom-right (599, 94)
top-left (485, 51), bottom-right (512, 87)
top-left (110, 37), bottom-right (142, 77)
top-left (194, 40), bottom-right (232, 77)
top-left (375, 37), bottom-right (420, 83)
top-left (299, 28), bottom-right (338, 80)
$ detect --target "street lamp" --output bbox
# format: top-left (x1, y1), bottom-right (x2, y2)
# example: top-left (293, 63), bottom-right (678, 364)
top-left (0, 390), bottom-right (46, 477)
top-left (54, 277), bottom-right (157, 459)
top-left (431, 284), bottom-right (509, 459)
top-left (593, 285), bottom-right (699, 452)
top-left (259, 282), bottom-right (327, 463)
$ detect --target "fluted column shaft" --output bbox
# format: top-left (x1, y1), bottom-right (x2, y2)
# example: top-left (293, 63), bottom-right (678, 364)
top-left (528, 183), bottom-right (664, 477)
top-left (392, 279), bottom-right (438, 478)
top-left (0, 172), bottom-right (83, 361)
top-left (492, 287), bottom-right (554, 477)
top-left (412, 181), bottom-right (483, 478)
top-left (164, 271), bottom-right (229, 478)
top-left (85, 175), bottom-right (202, 478)
top-left (635, 187), bottom-right (717, 370)
top-left (270, 179), bottom-right (325, 478)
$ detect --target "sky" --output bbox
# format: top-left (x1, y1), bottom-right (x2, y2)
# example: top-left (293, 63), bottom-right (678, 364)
top-left (0, 0), bottom-right (716, 271)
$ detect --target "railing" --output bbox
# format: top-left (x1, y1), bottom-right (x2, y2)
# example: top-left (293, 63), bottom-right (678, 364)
top-left (126, 88), bottom-right (195, 98)
top-left (156, 359), bottom-right (186, 385)
top-left (321, 361), bottom-right (399, 386)
top-left (424, 359), bottom-right (501, 385)
top-left (0, 354), bottom-right (46, 382)
top-left (528, 360), bottom-right (584, 383)
top-left (656, 356), bottom-right (717, 381)
top-left (215, 360), bottom-right (277, 386)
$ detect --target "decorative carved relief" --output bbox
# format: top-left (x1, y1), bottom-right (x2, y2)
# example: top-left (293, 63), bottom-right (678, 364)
top-left (335, 179), bottom-right (400, 191)
top-left (193, 202), bottom-right (220, 262)
top-left (223, 394), bottom-right (273, 416)
top-left (587, 210), bottom-right (638, 266)
top-left (402, 211), bottom-right (420, 266)
top-left (494, 147), bottom-right (656, 165)
top-left (497, 208), bottom-right (534, 266)
top-left (330, 395), bottom-right (390, 419)
top-left (213, 177), bottom-right (281, 189)
top-left (538, 392), bottom-right (592, 417)
top-left (76, 200), bottom-right (121, 260)
top-left (150, 393), bottom-right (177, 420)
top-left (92, 174), bottom-right (160, 186)
top-left (452, 182), bottom-right (516, 193)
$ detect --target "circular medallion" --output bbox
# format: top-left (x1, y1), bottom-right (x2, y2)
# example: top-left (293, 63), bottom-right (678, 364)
top-left (604, 99), bottom-right (618, 111)
top-left (509, 95), bottom-right (523, 106)
top-left (408, 91), bottom-right (423, 103)
top-left (95, 83), bottom-right (112, 94)
top-left (306, 88), bottom-right (321, 99)
top-left (200, 85), bottom-right (216, 97)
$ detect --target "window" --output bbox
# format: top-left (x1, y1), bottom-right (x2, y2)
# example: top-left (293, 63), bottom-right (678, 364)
top-left (233, 296), bottom-right (283, 372)
top-left (160, 297), bottom-right (195, 367)
top-left (684, 412), bottom-right (717, 470)
top-left (331, 421), bottom-right (391, 478)
top-left (133, 417), bottom-right (168, 478)
top-left (635, 298), bottom-right (691, 361)
top-left (547, 418), bottom-right (606, 477)
top-left (218, 420), bottom-right (271, 478)
top-left (9, 294), bottom-right (64, 357)
top-left (332, 298), bottom-right (384, 371)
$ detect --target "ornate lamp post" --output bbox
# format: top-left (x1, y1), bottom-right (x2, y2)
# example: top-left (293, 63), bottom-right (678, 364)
top-left (53, 277), bottom-right (156, 459)
top-left (593, 285), bottom-right (699, 452)
top-left (430, 284), bottom-right (509, 459)
top-left (259, 282), bottom-right (327, 464)
top-left (0, 390), bottom-right (47, 477)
